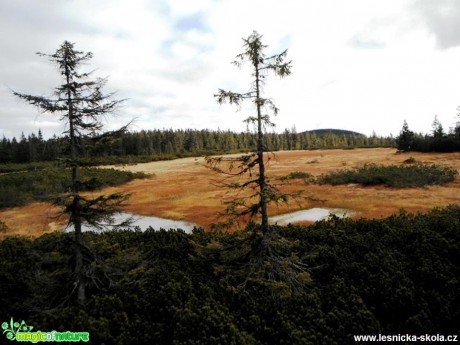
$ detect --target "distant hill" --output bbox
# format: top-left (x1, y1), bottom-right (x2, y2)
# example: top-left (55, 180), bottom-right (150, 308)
top-left (303, 128), bottom-right (366, 137)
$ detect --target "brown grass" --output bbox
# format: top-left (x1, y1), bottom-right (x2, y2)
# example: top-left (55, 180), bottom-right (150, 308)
top-left (0, 202), bottom-right (65, 239)
top-left (1, 148), bottom-right (459, 237)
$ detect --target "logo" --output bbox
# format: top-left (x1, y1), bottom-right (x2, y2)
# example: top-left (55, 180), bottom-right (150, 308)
top-left (2, 318), bottom-right (89, 343)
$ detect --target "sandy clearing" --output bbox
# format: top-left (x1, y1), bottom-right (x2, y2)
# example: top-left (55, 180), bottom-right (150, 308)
top-left (1, 148), bottom-right (459, 237)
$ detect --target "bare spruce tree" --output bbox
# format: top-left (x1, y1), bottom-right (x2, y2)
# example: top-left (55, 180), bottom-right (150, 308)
top-left (205, 32), bottom-right (310, 297)
top-left (209, 31), bottom-right (292, 234)
top-left (13, 41), bottom-right (128, 304)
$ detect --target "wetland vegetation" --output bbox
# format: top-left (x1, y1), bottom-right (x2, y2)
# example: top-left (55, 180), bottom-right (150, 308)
top-left (1, 206), bottom-right (458, 344)
top-left (316, 163), bottom-right (458, 188)
top-left (0, 33), bottom-right (459, 344)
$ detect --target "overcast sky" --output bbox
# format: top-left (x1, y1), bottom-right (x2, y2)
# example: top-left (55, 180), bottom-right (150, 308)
top-left (1, 0), bottom-right (460, 139)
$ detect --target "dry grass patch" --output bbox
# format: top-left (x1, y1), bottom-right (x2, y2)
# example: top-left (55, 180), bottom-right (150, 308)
top-left (1, 148), bottom-right (459, 236)
top-left (0, 202), bottom-right (66, 239)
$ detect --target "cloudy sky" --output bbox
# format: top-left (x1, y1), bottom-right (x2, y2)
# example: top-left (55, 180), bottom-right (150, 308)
top-left (1, 0), bottom-right (460, 139)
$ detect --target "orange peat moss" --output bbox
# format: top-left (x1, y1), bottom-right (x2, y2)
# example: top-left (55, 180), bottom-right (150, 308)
top-left (1, 148), bottom-right (459, 237)
top-left (0, 202), bottom-right (65, 239)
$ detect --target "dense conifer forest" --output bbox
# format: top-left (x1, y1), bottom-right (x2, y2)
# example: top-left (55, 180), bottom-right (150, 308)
top-left (2, 119), bottom-right (459, 167)
top-left (0, 128), bottom-right (393, 164)
top-left (396, 119), bottom-right (460, 152)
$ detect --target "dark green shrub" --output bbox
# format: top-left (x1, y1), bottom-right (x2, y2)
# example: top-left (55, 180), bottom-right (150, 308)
top-left (403, 157), bottom-right (417, 164)
top-left (0, 168), bottom-right (147, 209)
top-left (1, 206), bottom-right (459, 344)
top-left (0, 161), bottom-right (56, 173)
top-left (279, 171), bottom-right (313, 182)
top-left (317, 163), bottom-right (458, 187)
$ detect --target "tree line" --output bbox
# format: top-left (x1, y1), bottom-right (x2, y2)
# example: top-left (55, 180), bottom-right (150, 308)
top-left (0, 128), bottom-right (394, 164)
top-left (396, 117), bottom-right (460, 152)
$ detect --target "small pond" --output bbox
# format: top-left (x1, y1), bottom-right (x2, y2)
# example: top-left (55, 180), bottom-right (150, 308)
top-left (64, 208), bottom-right (354, 233)
top-left (64, 212), bottom-right (196, 234)
top-left (268, 207), bottom-right (352, 225)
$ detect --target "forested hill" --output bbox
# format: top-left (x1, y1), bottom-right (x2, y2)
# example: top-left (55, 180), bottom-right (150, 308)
top-left (305, 128), bottom-right (365, 137)
top-left (0, 128), bottom-right (394, 164)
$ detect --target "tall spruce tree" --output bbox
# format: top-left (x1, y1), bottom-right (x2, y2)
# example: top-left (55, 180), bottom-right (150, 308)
top-left (13, 41), bottom-right (128, 304)
top-left (206, 34), bottom-right (312, 295)
top-left (432, 115), bottom-right (445, 139)
top-left (208, 31), bottom-right (292, 234)
top-left (396, 120), bottom-right (415, 151)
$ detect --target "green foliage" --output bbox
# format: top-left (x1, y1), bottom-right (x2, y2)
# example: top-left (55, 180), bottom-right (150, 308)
top-left (0, 161), bottom-right (57, 173)
top-left (0, 206), bottom-right (459, 343)
top-left (0, 168), bottom-right (146, 209)
top-left (317, 163), bottom-right (458, 188)
top-left (211, 31), bottom-right (295, 232)
top-left (278, 171), bottom-right (313, 182)
top-left (0, 128), bottom-right (396, 165)
top-left (396, 119), bottom-right (460, 152)
top-left (396, 120), bottom-right (415, 151)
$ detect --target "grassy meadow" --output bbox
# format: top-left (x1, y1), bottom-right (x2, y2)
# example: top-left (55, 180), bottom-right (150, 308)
top-left (0, 147), bottom-right (458, 236)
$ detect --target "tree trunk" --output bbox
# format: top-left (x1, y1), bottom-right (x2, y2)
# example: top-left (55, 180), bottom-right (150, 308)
top-left (65, 59), bottom-right (86, 304)
top-left (73, 195), bottom-right (86, 303)
top-left (255, 61), bottom-right (269, 234)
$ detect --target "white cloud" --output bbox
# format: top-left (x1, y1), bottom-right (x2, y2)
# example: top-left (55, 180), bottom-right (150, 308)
top-left (1, 0), bottom-right (460, 140)
top-left (413, 0), bottom-right (460, 49)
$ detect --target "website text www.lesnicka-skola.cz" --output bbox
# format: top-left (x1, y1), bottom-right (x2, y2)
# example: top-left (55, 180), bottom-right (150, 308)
top-left (354, 334), bottom-right (458, 342)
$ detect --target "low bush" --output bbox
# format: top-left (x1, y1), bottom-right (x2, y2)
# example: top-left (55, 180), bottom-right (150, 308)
top-left (0, 206), bottom-right (458, 344)
top-left (0, 220), bottom-right (7, 233)
top-left (402, 157), bottom-right (417, 164)
top-left (0, 168), bottom-right (147, 209)
top-left (278, 171), bottom-right (313, 182)
top-left (0, 161), bottom-right (56, 173)
top-left (317, 163), bottom-right (458, 188)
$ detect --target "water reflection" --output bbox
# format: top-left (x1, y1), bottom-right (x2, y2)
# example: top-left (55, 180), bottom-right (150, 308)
top-left (64, 212), bottom-right (196, 234)
top-left (269, 208), bottom-right (352, 225)
top-left (64, 208), bottom-right (354, 233)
